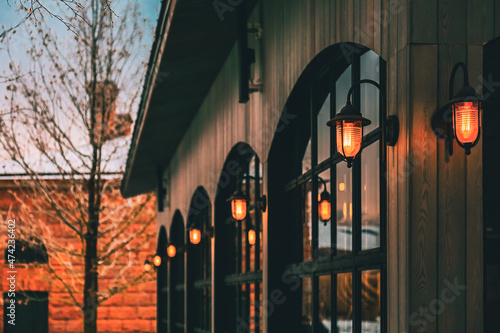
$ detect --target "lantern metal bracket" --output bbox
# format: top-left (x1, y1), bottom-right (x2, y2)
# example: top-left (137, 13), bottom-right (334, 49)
top-left (258, 195), bottom-right (267, 213)
top-left (206, 226), bottom-right (215, 238)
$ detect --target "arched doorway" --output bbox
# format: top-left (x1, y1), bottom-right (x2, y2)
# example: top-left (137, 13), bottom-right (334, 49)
top-left (156, 226), bottom-right (168, 333)
top-left (169, 211), bottom-right (185, 333)
top-left (267, 43), bottom-right (387, 332)
top-left (186, 187), bottom-right (212, 332)
top-left (214, 142), bottom-right (264, 333)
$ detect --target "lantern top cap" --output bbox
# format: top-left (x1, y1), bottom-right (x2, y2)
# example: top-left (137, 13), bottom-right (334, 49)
top-left (319, 189), bottom-right (330, 201)
top-left (227, 188), bottom-right (248, 202)
top-left (327, 102), bottom-right (371, 127)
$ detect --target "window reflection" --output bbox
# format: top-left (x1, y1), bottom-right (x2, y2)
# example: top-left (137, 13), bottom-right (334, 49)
top-left (302, 277), bottom-right (313, 331)
top-left (360, 50), bottom-right (380, 133)
top-left (337, 273), bottom-right (353, 332)
top-left (319, 275), bottom-right (332, 332)
top-left (337, 162), bottom-right (352, 255)
top-left (361, 270), bottom-right (381, 333)
top-left (303, 182), bottom-right (312, 261)
top-left (336, 66), bottom-right (352, 114)
top-left (318, 94), bottom-right (331, 163)
top-left (318, 170), bottom-right (331, 258)
top-left (361, 143), bottom-right (380, 250)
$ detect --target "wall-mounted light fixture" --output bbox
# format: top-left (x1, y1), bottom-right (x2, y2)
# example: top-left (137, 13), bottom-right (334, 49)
top-left (167, 244), bottom-right (177, 258)
top-left (327, 79), bottom-right (399, 167)
top-left (318, 177), bottom-right (331, 224)
top-left (228, 187), bottom-right (266, 222)
top-left (188, 225), bottom-right (215, 245)
top-left (189, 228), bottom-right (201, 245)
top-left (228, 188), bottom-right (248, 221)
top-left (144, 254), bottom-right (162, 272)
top-left (247, 226), bottom-right (256, 246)
top-left (431, 62), bottom-right (485, 155)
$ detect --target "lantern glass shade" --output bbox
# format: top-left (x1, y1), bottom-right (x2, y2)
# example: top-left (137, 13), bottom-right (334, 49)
top-left (231, 198), bottom-right (247, 221)
top-left (167, 245), bottom-right (176, 258)
top-left (452, 101), bottom-right (480, 145)
top-left (189, 228), bottom-right (202, 245)
top-left (248, 228), bottom-right (256, 246)
top-left (318, 197), bottom-right (331, 222)
top-left (153, 255), bottom-right (162, 267)
top-left (336, 120), bottom-right (363, 158)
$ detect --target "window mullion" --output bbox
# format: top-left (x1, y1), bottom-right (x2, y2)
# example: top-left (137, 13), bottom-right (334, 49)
top-left (254, 155), bottom-right (261, 332)
top-left (352, 53), bottom-right (362, 333)
top-left (310, 84), bottom-right (320, 332)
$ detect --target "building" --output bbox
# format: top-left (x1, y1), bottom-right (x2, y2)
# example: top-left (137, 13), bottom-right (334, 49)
top-left (121, 0), bottom-right (500, 332)
top-left (0, 122), bottom-right (157, 332)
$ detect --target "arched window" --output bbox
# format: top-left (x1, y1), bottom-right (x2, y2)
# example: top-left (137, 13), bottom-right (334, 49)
top-left (186, 187), bottom-right (212, 333)
top-left (156, 226), bottom-right (168, 333)
top-left (169, 211), bottom-right (185, 333)
top-left (268, 45), bottom-right (387, 332)
top-left (214, 143), bottom-right (264, 333)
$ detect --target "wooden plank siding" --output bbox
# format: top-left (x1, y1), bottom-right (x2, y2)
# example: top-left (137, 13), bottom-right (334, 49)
top-left (151, 0), bottom-right (499, 332)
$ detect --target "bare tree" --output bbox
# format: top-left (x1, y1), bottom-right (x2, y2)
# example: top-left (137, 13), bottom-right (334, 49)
top-left (0, 1), bottom-right (156, 332)
top-left (0, 0), bottom-right (113, 40)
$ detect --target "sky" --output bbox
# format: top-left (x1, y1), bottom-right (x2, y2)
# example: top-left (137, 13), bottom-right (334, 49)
top-left (0, 0), bottom-right (161, 162)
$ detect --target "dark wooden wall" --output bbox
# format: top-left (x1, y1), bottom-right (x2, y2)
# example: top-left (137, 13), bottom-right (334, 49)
top-left (155, 1), bottom-right (499, 332)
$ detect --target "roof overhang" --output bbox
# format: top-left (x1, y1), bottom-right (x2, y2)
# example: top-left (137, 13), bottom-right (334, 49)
top-left (121, 0), bottom-right (256, 198)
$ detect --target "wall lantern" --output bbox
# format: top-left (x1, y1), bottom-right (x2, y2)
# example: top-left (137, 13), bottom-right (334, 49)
top-left (318, 177), bottom-right (331, 224)
top-left (431, 62), bottom-right (484, 155)
top-left (189, 228), bottom-right (202, 245)
top-left (144, 254), bottom-right (162, 272)
top-left (327, 79), bottom-right (399, 167)
top-left (188, 225), bottom-right (214, 245)
top-left (227, 188), bottom-right (248, 221)
top-left (153, 254), bottom-right (162, 267)
top-left (167, 244), bottom-right (177, 258)
top-left (247, 226), bottom-right (256, 246)
top-left (144, 256), bottom-right (153, 272)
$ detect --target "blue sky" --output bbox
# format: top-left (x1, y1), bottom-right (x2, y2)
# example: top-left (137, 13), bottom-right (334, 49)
top-left (0, 0), bottom-right (161, 161)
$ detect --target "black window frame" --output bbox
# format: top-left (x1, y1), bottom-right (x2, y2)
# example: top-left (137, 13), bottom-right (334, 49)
top-left (215, 144), bottom-right (264, 333)
top-left (187, 187), bottom-right (212, 333)
top-left (283, 49), bottom-right (388, 333)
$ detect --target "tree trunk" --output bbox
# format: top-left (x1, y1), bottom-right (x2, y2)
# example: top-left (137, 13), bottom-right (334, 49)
top-left (83, 219), bottom-right (99, 333)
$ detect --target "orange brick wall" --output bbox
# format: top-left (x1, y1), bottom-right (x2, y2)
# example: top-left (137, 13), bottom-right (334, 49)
top-left (0, 181), bottom-right (157, 333)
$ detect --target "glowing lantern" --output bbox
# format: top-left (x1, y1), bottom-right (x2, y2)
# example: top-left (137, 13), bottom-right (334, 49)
top-left (167, 244), bottom-right (176, 258)
top-left (189, 228), bottom-right (202, 245)
top-left (153, 254), bottom-right (162, 267)
top-left (318, 190), bottom-right (331, 223)
top-left (248, 228), bottom-right (256, 246)
top-left (327, 102), bottom-right (371, 167)
top-left (432, 62), bottom-right (485, 156)
top-left (227, 189), bottom-right (248, 221)
top-left (452, 101), bottom-right (480, 153)
top-left (144, 259), bottom-right (152, 272)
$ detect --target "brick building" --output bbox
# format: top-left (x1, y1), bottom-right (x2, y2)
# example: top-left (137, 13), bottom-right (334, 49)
top-left (0, 116), bottom-right (157, 332)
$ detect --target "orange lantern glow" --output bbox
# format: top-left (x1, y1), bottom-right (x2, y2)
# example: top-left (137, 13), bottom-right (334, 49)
top-left (144, 259), bottom-right (152, 272)
top-left (327, 102), bottom-right (371, 168)
top-left (153, 254), bottom-right (162, 267)
top-left (248, 228), bottom-right (256, 246)
top-left (318, 191), bottom-right (331, 223)
top-left (189, 228), bottom-right (202, 245)
top-left (227, 189), bottom-right (248, 221)
top-left (167, 245), bottom-right (176, 258)
top-left (336, 120), bottom-right (362, 159)
top-left (452, 101), bottom-right (480, 148)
